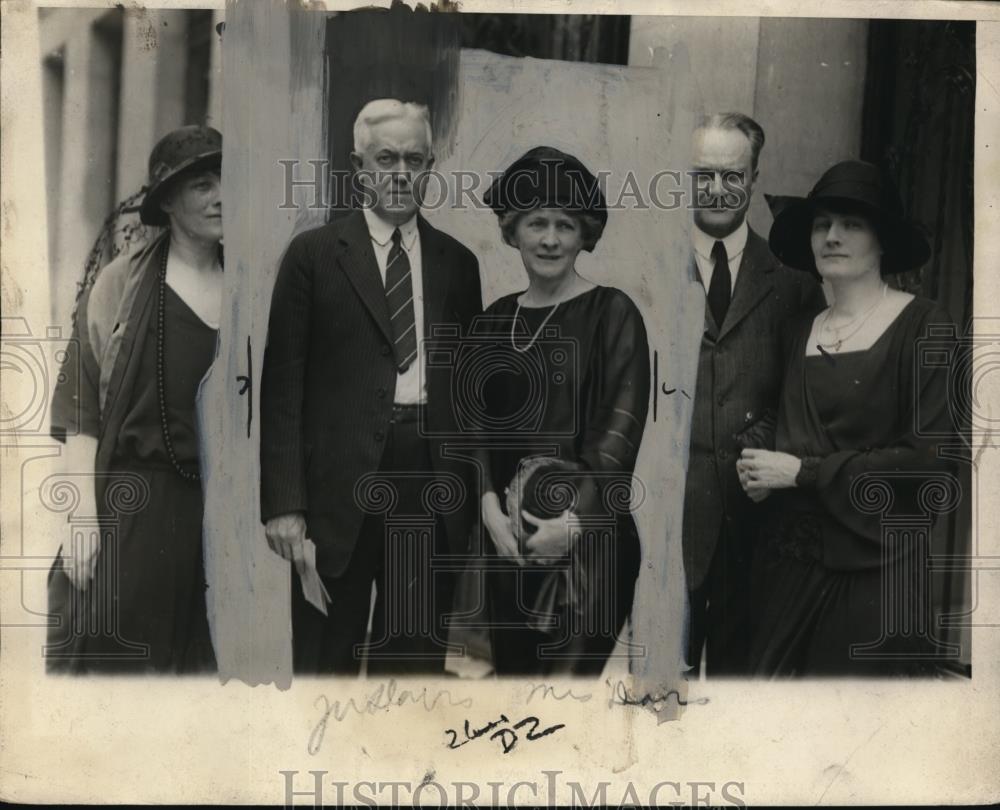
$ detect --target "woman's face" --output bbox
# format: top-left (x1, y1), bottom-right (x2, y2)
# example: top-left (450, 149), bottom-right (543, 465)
top-left (512, 208), bottom-right (585, 282)
top-left (160, 169), bottom-right (223, 244)
top-left (810, 206), bottom-right (882, 281)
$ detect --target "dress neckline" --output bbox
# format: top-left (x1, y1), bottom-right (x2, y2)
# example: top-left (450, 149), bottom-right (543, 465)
top-left (165, 283), bottom-right (219, 331)
top-left (515, 284), bottom-right (603, 310)
top-left (805, 295), bottom-right (917, 360)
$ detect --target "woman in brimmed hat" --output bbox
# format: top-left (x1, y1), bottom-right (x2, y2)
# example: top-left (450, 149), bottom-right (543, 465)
top-left (477, 146), bottom-right (650, 675)
top-left (47, 125), bottom-right (223, 674)
top-left (736, 160), bottom-right (958, 676)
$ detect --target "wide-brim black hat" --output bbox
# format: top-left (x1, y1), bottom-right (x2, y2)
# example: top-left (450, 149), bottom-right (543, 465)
top-left (139, 125), bottom-right (223, 226)
top-left (767, 160), bottom-right (930, 276)
top-left (483, 146), bottom-right (607, 250)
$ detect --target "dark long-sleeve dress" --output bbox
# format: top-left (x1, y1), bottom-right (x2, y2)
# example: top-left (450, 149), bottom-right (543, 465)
top-left (479, 285), bottom-right (650, 675)
top-left (47, 283), bottom-right (217, 674)
top-left (747, 297), bottom-right (960, 677)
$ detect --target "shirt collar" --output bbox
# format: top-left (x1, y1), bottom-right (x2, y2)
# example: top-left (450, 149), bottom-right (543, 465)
top-left (363, 207), bottom-right (419, 250)
top-left (691, 219), bottom-right (749, 264)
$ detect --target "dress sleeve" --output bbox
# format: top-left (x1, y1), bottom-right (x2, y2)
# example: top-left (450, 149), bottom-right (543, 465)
top-left (474, 298), bottom-right (506, 500)
top-left (462, 262), bottom-right (495, 502)
top-left (50, 290), bottom-right (102, 442)
top-left (574, 292), bottom-right (651, 517)
top-left (799, 305), bottom-right (957, 544)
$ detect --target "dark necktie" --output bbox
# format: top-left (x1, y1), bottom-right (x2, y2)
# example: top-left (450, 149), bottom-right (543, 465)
top-left (385, 228), bottom-right (417, 372)
top-left (707, 240), bottom-right (731, 327)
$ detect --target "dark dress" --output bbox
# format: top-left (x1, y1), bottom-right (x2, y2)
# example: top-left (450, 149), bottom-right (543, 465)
top-left (49, 285), bottom-right (217, 674)
top-left (748, 297), bottom-right (958, 677)
top-left (480, 285), bottom-right (650, 675)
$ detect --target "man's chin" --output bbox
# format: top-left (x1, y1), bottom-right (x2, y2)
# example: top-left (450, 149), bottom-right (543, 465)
top-left (375, 202), bottom-right (419, 221)
top-left (694, 211), bottom-right (744, 238)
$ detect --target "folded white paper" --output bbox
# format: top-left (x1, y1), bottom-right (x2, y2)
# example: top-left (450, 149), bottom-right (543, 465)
top-left (299, 537), bottom-right (332, 616)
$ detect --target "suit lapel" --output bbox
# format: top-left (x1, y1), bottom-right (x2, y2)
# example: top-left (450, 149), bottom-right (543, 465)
top-left (336, 211), bottom-right (393, 343)
top-left (418, 216), bottom-right (451, 338)
top-left (717, 229), bottom-right (774, 341)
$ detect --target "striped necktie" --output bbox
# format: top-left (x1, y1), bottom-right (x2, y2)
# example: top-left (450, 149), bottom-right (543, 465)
top-left (385, 228), bottom-right (418, 372)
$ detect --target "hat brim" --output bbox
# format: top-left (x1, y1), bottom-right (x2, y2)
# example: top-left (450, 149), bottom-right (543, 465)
top-left (767, 194), bottom-right (930, 276)
top-left (139, 151), bottom-right (222, 226)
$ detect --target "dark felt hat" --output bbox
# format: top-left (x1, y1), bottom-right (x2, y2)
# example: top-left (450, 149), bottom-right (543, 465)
top-left (484, 146), bottom-right (607, 249)
top-left (139, 125), bottom-right (223, 226)
top-left (767, 160), bottom-right (930, 275)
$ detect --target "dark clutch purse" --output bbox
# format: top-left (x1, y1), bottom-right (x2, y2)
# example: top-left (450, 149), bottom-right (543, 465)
top-left (504, 456), bottom-right (581, 636)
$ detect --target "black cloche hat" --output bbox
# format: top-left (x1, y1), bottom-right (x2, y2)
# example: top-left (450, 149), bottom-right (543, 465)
top-left (483, 146), bottom-right (608, 250)
top-left (767, 160), bottom-right (930, 276)
top-left (139, 125), bottom-right (223, 227)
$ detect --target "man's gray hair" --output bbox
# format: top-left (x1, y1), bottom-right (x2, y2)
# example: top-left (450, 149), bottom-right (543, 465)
top-left (353, 99), bottom-right (433, 153)
top-left (696, 112), bottom-right (766, 173)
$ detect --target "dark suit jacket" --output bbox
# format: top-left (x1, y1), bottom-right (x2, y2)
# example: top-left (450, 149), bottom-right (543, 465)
top-left (683, 227), bottom-right (826, 590)
top-left (259, 210), bottom-right (483, 578)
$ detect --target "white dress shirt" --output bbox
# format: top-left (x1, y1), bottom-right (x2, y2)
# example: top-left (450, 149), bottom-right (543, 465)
top-left (691, 219), bottom-right (749, 295)
top-left (362, 207), bottom-right (426, 404)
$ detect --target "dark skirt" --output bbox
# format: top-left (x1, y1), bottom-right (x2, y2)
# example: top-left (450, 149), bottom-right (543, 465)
top-left (487, 517), bottom-right (640, 676)
top-left (46, 462), bottom-right (215, 675)
top-left (747, 512), bottom-right (940, 678)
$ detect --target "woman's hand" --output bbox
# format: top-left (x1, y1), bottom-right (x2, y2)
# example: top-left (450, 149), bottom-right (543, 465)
top-left (482, 493), bottom-right (523, 566)
top-left (61, 434), bottom-right (100, 590)
top-left (737, 458), bottom-right (771, 502)
top-left (66, 532), bottom-right (101, 591)
top-left (522, 510), bottom-right (577, 564)
top-left (738, 449), bottom-right (802, 493)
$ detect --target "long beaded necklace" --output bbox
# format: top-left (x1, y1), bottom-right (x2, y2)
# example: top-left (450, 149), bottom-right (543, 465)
top-left (816, 282), bottom-right (888, 352)
top-left (511, 301), bottom-right (560, 353)
top-left (156, 244), bottom-right (200, 482)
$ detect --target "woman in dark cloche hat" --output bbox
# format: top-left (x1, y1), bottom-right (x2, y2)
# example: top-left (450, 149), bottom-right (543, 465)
top-left (737, 160), bottom-right (959, 677)
top-left (47, 125), bottom-right (223, 674)
top-left (477, 146), bottom-right (650, 675)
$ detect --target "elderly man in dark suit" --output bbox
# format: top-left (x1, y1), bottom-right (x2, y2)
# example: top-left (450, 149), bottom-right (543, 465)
top-left (684, 112), bottom-right (826, 676)
top-left (260, 98), bottom-right (482, 675)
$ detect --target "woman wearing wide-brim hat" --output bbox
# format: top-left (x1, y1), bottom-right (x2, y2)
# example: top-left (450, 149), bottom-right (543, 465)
top-left (47, 125), bottom-right (223, 674)
top-left (736, 160), bottom-right (958, 677)
top-left (476, 146), bottom-right (650, 675)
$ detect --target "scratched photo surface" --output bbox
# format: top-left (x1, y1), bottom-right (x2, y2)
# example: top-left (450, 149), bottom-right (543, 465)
top-left (2, 0), bottom-right (998, 805)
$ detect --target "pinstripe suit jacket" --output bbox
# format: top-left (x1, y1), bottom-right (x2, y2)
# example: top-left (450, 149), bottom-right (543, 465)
top-left (259, 211), bottom-right (483, 578)
top-left (682, 227), bottom-right (825, 590)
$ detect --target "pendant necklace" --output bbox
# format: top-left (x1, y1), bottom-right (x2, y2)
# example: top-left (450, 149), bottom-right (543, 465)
top-left (817, 282), bottom-right (887, 353)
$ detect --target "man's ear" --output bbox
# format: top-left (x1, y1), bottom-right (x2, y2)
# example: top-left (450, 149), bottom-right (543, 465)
top-left (349, 152), bottom-right (363, 172)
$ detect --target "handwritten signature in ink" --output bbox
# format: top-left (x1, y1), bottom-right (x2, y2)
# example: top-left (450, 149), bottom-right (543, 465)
top-left (309, 680), bottom-right (473, 755)
top-left (444, 714), bottom-right (565, 754)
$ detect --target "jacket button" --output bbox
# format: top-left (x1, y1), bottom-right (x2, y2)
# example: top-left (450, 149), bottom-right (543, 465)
top-left (374, 430), bottom-right (385, 442)
top-left (380, 345), bottom-right (390, 356)
top-left (717, 395), bottom-right (725, 406)
top-left (377, 388), bottom-right (386, 399)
